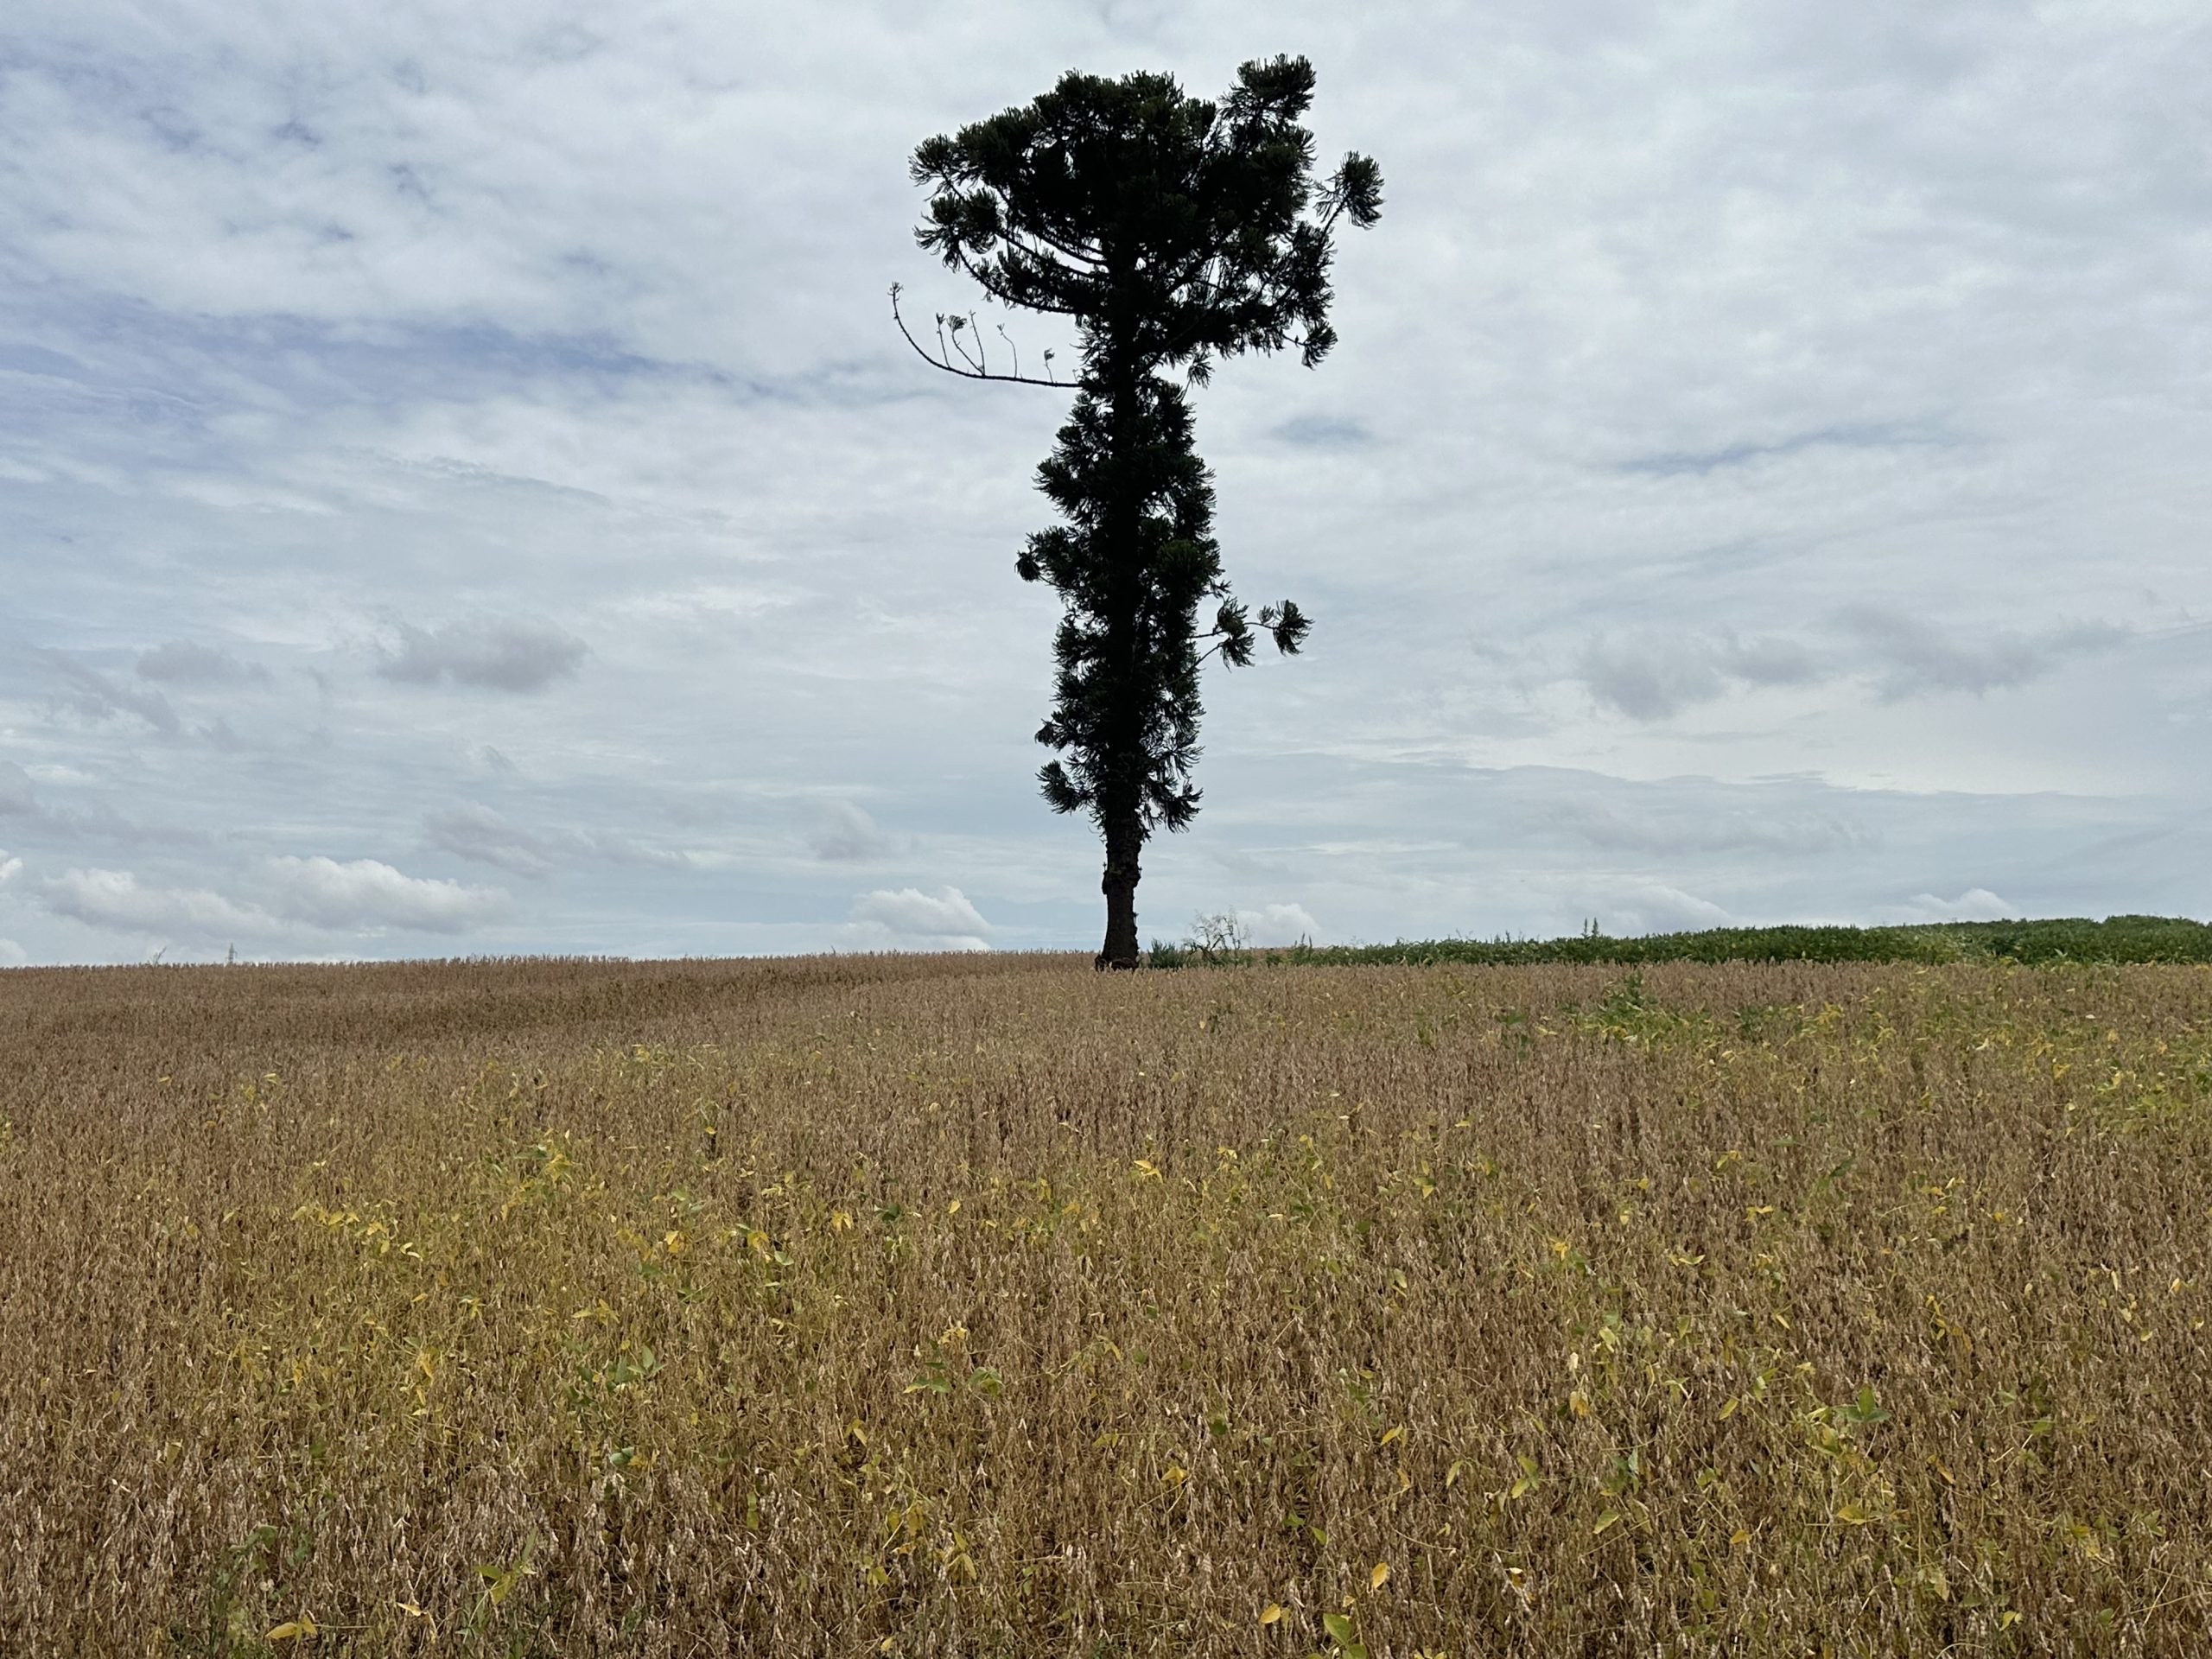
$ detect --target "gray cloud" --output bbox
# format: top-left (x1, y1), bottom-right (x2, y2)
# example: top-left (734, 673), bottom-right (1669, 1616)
top-left (424, 803), bottom-right (707, 877)
top-left (1618, 422), bottom-right (1953, 477)
top-left (1836, 607), bottom-right (2131, 700)
top-left (806, 800), bottom-right (897, 862)
top-left (1535, 793), bottom-right (1866, 859)
top-left (1580, 631), bottom-right (1821, 720)
top-left (424, 804), bottom-right (554, 877)
top-left (376, 617), bottom-right (588, 693)
top-left (1581, 613), bottom-right (2128, 720)
top-left (575, 832), bottom-right (702, 872)
top-left (41, 654), bottom-right (181, 734)
top-left (136, 639), bottom-right (270, 685)
top-left (0, 762), bottom-right (35, 817)
top-left (1272, 414), bottom-right (1372, 447)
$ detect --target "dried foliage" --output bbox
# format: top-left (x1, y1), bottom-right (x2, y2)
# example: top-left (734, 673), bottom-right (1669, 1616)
top-left (2, 954), bottom-right (2209, 1656)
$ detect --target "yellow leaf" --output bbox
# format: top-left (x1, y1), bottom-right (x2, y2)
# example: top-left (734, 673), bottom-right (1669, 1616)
top-left (266, 1618), bottom-right (318, 1640)
top-left (1259, 1603), bottom-right (1284, 1625)
top-left (1592, 1510), bottom-right (1623, 1535)
top-left (1729, 1529), bottom-right (1751, 1548)
top-left (1834, 1502), bottom-right (1873, 1526)
top-left (947, 1199), bottom-right (960, 1214)
top-left (1718, 1396), bottom-right (1739, 1421)
top-left (1568, 1389), bottom-right (1591, 1418)
top-left (1380, 1425), bottom-right (1405, 1447)
top-left (1370, 1560), bottom-right (1391, 1590)
top-left (394, 1600), bottom-right (437, 1636)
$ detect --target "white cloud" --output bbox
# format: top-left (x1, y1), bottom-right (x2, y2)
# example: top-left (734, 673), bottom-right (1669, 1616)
top-left (851, 886), bottom-right (993, 950)
top-left (1889, 887), bottom-right (2022, 924)
top-left (1548, 878), bottom-right (1738, 939)
top-left (264, 856), bottom-right (507, 932)
top-left (0, 938), bottom-right (28, 967)
top-left (0, 850), bottom-right (22, 883)
top-left (0, 765), bottom-right (34, 817)
top-left (1235, 902), bottom-right (1320, 946)
top-left (41, 868), bottom-right (276, 939)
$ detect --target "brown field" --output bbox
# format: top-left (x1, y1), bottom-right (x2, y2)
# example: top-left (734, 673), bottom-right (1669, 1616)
top-left (2, 953), bottom-right (2208, 1657)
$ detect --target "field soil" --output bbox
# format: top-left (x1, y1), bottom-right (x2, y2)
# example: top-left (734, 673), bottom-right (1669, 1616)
top-left (2, 954), bottom-right (2208, 1656)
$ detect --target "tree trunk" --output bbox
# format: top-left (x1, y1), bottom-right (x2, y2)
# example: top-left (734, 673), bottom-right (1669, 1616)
top-left (1091, 319), bottom-right (1148, 973)
top-left (1096, 815), bottom-right (1142, 969)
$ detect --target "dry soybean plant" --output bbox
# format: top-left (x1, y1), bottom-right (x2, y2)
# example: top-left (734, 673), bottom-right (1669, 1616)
top-left (1, 953), bottom-right (2208, 1656)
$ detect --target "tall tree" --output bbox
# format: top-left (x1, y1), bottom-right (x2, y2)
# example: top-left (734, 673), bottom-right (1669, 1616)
top-left (897, 55), bottom-right (1381, 967)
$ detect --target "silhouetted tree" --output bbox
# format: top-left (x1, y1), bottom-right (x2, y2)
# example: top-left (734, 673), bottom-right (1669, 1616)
top-left (897, 55), bottom-right (1382, 967)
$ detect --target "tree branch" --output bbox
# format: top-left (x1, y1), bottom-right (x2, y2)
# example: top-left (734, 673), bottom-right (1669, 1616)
top-left (953, 247), bottom-right (1081, 319)
top-left (1007, 218), bottom-right (1107, 269)
top-left (889, 285), bottom-right (1074, 389)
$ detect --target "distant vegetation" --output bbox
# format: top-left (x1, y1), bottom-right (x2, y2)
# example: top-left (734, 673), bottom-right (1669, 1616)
top-left (1151, 913), bottom-right (2212, 969)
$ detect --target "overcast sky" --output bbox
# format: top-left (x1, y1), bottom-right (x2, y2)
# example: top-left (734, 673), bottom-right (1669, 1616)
top-left (3, 1), bottom-right (2208, 965)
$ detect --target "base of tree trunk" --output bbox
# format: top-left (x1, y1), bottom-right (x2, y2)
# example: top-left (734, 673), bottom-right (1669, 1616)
top-left (1098, 842), bottom-right (1142, 971)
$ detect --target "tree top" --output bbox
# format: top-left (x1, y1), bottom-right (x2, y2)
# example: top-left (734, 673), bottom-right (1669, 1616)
top-left (908, 56), bottom-right (1382, 384)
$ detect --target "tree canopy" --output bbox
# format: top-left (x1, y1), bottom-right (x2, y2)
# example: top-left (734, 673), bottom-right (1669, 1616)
top-left (900, 56), bottom-right (1381, 965)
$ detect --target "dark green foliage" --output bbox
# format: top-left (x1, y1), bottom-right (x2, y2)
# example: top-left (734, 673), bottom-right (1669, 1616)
top-left (1148, 915), bottom-right (2212, 969)
top-left (906, 57), bottom-right (1378, 965)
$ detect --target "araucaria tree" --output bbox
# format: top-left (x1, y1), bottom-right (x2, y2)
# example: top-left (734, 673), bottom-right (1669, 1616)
top-left (898, 55), bottom-right (1381, 968)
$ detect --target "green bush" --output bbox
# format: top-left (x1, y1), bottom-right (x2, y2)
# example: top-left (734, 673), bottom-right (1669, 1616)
top-left (1152, 915), bottom-right (2212, 969)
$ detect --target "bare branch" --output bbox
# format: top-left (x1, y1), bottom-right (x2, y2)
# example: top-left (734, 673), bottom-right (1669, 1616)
top-left (947, 311), bottom-right (987, 374)
top-left (889, 285), bottom-right (1075, 389)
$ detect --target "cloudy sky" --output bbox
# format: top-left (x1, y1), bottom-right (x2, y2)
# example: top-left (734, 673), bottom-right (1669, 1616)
top-left (3, 1), bottom-right (2208, 965)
